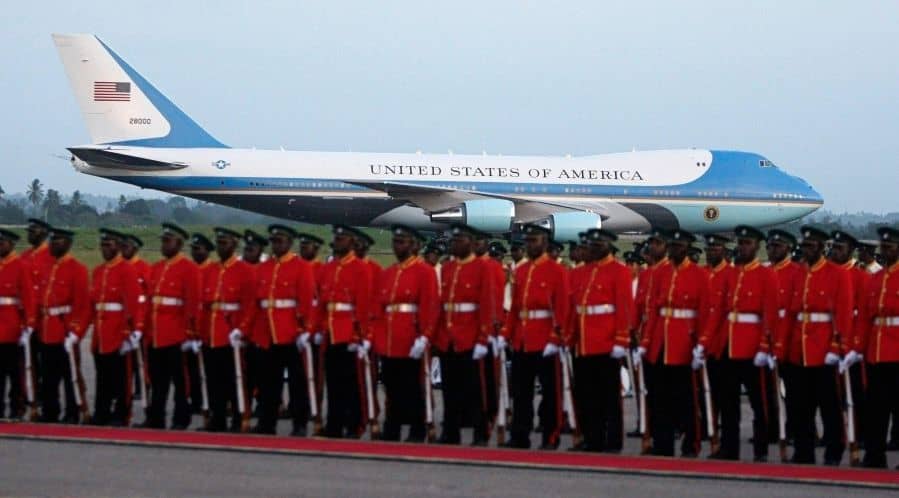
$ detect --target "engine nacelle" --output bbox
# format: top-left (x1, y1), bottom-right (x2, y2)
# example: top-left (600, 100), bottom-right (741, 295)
top-left (430, 199), bottom-right (515, 233)
top-left (536, 212), bottom-right (602, 242)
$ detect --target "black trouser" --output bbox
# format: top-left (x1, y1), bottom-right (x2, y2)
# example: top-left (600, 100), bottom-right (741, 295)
top-left (324, 344), bottom-right (361, 437)
top-left (38, 343), bottom-right (78, 421)
top-left (184, 348), bottom-right (202, 414)
top-left (891, 389), bottom-right (899, 444)
top-left (93, 351), bottom-right (129, 425)
top-left (862, 362), bottom-right (899, 467)
top-left (510, 351), bottom-right (561, 447)
top-left (791, 365), bottom-right (844, 463)
top-left (440, 350), bottom-right (486, 443)
top-left (146, 345), bottom-right (191, 428)
top-left (764, 362), bottom-right (781, 443)
top-left (645, 361), bottom-right (700, 457)
top-left (847, 362), bottom-right (867, 447)
top-left (258, 344), bottom-right (308, 432)
top-left (244, 343), bottom-right (262, 410)
top-left (0, 343), bottom-right (23, 418)
top-left (573, 354), bottom-right (623, 451)
top-left (381, 357), bottom-right (425, 441)
top-left (483, 348), bottom-right (498, 428)
top-left (704, 356), bottom-right (724, 439)
top-left (718, 358), bottom-right (769, 459)
top-left (781, 363), bottom-right (800, 441)
top-left (205, 346), bottom-right (240, 430)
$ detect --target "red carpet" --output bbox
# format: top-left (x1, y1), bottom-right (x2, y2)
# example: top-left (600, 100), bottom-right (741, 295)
top-left (1, 422), bottom-right (895, 489)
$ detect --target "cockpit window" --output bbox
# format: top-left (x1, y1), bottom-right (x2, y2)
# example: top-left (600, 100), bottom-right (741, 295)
top-left (759, 159), bottom-right (774, 168)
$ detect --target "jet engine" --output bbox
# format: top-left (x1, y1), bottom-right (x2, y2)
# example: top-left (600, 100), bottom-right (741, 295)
top-left (430, 199), bottom-right (515, 233)
top-left (535, 212), bottom-right (602, 242)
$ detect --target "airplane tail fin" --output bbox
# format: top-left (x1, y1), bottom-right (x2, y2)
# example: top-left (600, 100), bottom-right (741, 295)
top-left (51, 33), bottom-right (227, 148)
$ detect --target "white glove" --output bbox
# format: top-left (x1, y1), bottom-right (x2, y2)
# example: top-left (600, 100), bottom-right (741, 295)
top-left (313, 332), bottom-right (323, 345)
top-left (64, 332), bottom-right (79, 351)
top-left (229, 328), bottom-right (243, 348)
top-left (129, 330), bottom-right (143, 349)
top-left (180, 340), bottom-right (193, 352)
top-left (296, 332), bottom-right (310, 352)
top-left (844, 350), bottom-right (861, 367)
top-left (409, 336), bottom-right (428, 359)
top-left (357, 339), bottom-right (372, 359)
top-left (824, 352), bottom-right (841, 366)
top-left (632, 346), bottom-right (646, 367)
top-left (18, 327), bottom-right (33, 347)
top-left (495, 335), bottom-right (508, 353)
top-left (611, 345), bottom-right (628, 359)
top-left (542, 342), bottom-right (560, 357)
top-left (118, 339), bottom-right (133, 355)
top-left (472, 343), bottom-right (489, 360)
top-left (767, 355), bottom-right (778, 371)
top-left (190, 340), bottom-right (202, 354)
top-left (753, 351), bottom-right (769, 368)
top-left (690, 345), bottom-right (705, 370)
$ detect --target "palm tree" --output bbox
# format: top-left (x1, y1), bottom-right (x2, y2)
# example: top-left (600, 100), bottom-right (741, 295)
top-left (26, 179), bottom-right (43, 211)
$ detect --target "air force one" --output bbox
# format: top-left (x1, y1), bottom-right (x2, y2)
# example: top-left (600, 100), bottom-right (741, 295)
top-left (53, 33), bottom-right (822, 240)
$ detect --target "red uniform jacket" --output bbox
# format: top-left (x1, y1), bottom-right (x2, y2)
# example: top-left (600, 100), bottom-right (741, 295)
top-left (362, 257), bottom-right (383, 325)
top-left (503, 254), bottom-right (570, 353)
top-left (306, 258), bottom-right (324, 333)
top-left (202, 256), bottom-right (256, 348)
top-left (701, 259), bottom-right (778, 360)
top-left (195, 260), bottom-right (218, 345)
top-left (316, 253), bottom-right (371, 345)
top-left (858, 261), bottom-right (899, 363)
top-left (147, 254), bottom-right (201, 349)
top-left (126, 256), bottom-right (152, 330)
top-left (567, 255), bottom-right (633, 356)
top-left (435, 255), bottom-right (494, 353)
top-left (254, 253), bottom-right (316, 348)
top-left (90, 256), bottom-right (142, 354)
top-left (0, 252), bottom-right (36, 343)
top-left (481, 255), bottom-right (507, 330)
top-left (21, 242), bottom-right (54, 302)
top-left (771, 259), bottom-right (803, 361)
top-left (641, 258), bottom-right (709, 366)
top-left (840, 261), bottom-right (870, 353)
top-left (702, 261), bottom-right (734, 359)
top-left (371, 256), bottom-right (440, 357)
top-left (633, 259), bottom-right (669, 343)
top-left (39, 255), bottom-right (90, 344)
top-left (786, 258), bottom-right (853, 366)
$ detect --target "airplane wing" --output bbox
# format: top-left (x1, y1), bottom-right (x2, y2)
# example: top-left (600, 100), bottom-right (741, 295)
top-left (348, 180), bottom-right (609, 221)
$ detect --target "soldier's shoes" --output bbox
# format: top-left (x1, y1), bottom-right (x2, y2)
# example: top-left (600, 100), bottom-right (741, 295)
top-left (500, 439), bottom-right (530, 450)
top-left (886, 439), bottom-right (899, 451)
top-left (404, 434), bottom-right (426, 444)
top-left (860, 460), bottom-right (887, 469)
top-left (251, 425), bottom-right (276, 435)
top-left (469, 439), bottom-right (489, 447)
top-left (680, 451), bottom-right (699, 459)
top-left (707, 451), bottom-right (737, 461)
top-left (823, 458), bottom-right (841, 466)
top-left (539, 441), bottom-right (560, 451)
top-left (568, 441), bottom-right (590, 452)
top-left (290, 426), bottom-right (307, 437)
top-left (625, 429), bottom-right (643, 439)
top-left (436, 434), bottom-right (461, 445)
top-left (60, 415), bottom-right (80, 424)
top-left (753, 454), bottom-right (768, 463)
top-left (170, 423), bottom-right (189, 431)
top-left (133, 421), bottom-right (163, 429)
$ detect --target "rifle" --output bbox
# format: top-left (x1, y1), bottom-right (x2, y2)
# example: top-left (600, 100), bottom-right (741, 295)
top-left (772, 364), bottom-right (788, 462)
top-left (195, 346), bottom-right (210, 428)
top-left (559, 347), bottom-right (580, 445)
top-left (636, 360), bottom-right (651, 454)
top-left (495, 346), bottom-right (510, 445)
top-left (232, 344), bottom-right (250, 432)
top-left (134, 343), bottom-right (150, 411)
top-left (22, 338), bottom-right (38, 421)
top-left (700, 362), bottom-right (719, 455)
top-left (302, 342), bottom-right (322, 434)
top-left (360, 348), bottom-right (380, 438)
top-left (624, 349), bottom-right (638, 428)
top-left (65, 342), bottom-right (90, 423)
top-left (843, 367), bottom-right (860, 466)
top-left (422, 348), bottom-right (436, 442)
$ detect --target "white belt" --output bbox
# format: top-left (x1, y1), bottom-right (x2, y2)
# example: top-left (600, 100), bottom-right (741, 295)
top-left (46, 305), bottom-right (72, 316)
top-left (153, 296), bottom-right (184, 306)
top-left (576, 304), bottom-right (616, 316)
top-left (659, 307), bottom-right (697, 319)
top-left (728, 312), bottom-right (760, 324)
top-left (327, 302), bottom-right (355, 312)
top-left (444, 302), bottom-right (478, 313)
top-left (520, 309), bottom-right (552, 320)
top-left (260, 299), bottom-right (297, 309)
top-left (0, 297), bottom-right (21, 306)
top-left (138, 295), bottom-right (147, 304)
top-left (874, 316), bottom-right (899, 327)
top-left (385, 303), bottom-right (418, 313)
top-left (797, 312), bottom-right (832, 323)
top-left (95, 302), bottom-right (124, 312)
top-left (212, 302), bottom-right (240, 311)
top-left (778, 309), bottom-right (786, 319)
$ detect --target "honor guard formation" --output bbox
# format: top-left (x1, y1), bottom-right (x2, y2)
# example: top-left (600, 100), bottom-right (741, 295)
top-left (1, 218), bottom-right (898, 469)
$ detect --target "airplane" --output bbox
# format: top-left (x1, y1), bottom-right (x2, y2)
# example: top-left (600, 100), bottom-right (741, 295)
top-left (52, 33), bottom-right (823, 241)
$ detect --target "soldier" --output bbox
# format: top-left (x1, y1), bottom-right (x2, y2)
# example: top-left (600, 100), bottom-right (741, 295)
top-left (548, 240), bottom-right (565, 264)
top-left (0, 229), bottom-right (35, 419)
top-left (317, 225), bottom-right (372, 438)
top-left (636, 228), bottom-right (709, 457)
top-left (859, 227), bottom-right (899, 468)
top-left (189, 233), bottom-right (216, 416)
top-left (474, 232), bottom-right (504, 436)
top-left (249, 224), bottom-right (315, 436)
top-left (500, 224), bottom-right (570, 450)
top-left (199, 228), bottom-right (256, 432)
top-left (120, 233), bottom-right (151, 404)
top-left (567, 229), bottom-right (633, 452)
top-left (688, 246), bottom-right (703, 265)
top-left (242, 230), bottom-right (268, 264)
top-left (488, 241), bottom-right (507, 265)
top-left (297, 232), bottom-right (326, 425)
top-left (784, 226), bottom-right (852, 465)
top-left (21, 219), bottom-right (54, 405)
top-left (423, 239), bottom-right (446, 285)
top-left (857, 241), bottom-right (882, 274)
top-left (241, 229), bottom-right (268, 413)
top-left (371, 225), bottom-right (439, 441)
top-left (141, 223), bottom-right (201, 430)
top-left (699, 226), bottom-right (778, 461)
top-left (37, 228), bottom-right (90, 423)
top-left (699, 234), bottom-right (734, 445)
top-left (355, 231), bottom-right (383, 290)
top-left (509, 238), bottom-right (526, 271)
top-left (89, 229), bottom-right (143, 426)
top-left (434, 225), bottom-right (495, 445)
top-left (767, 229), bottom-right (802, 444)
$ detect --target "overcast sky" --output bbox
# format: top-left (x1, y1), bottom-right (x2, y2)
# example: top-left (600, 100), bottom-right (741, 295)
top-left (2, 1), bottom-right (897, 212)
